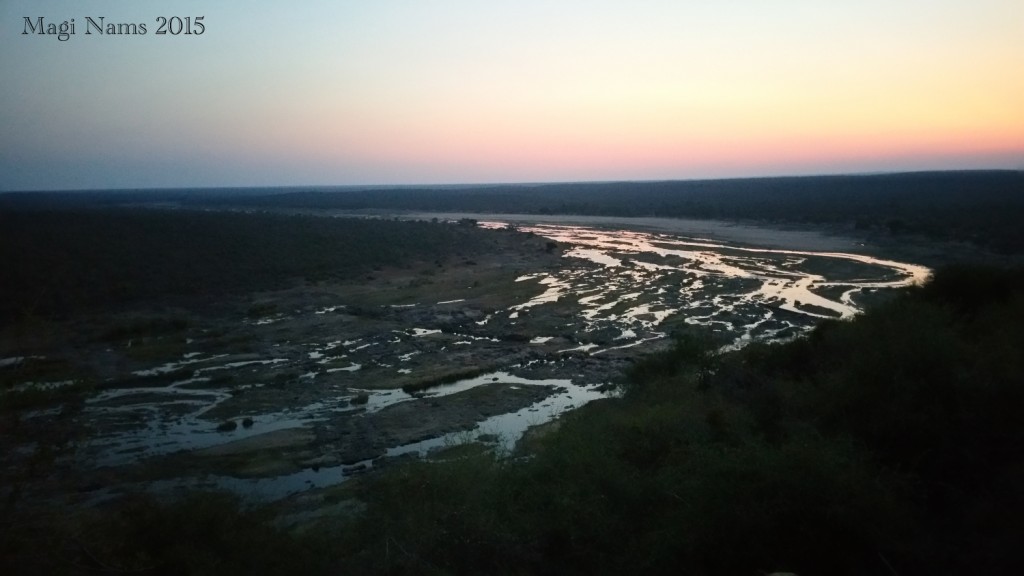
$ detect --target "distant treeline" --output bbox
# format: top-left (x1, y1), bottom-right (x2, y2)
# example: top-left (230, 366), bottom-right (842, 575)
top-left (6, 171), bottom-right (1018, 252)
top-left (0, 208), bottom-right (495, 323)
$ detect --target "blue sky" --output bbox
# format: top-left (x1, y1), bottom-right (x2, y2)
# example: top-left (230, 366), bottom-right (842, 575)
top-left (1, 1), bottom-right (1021, 191)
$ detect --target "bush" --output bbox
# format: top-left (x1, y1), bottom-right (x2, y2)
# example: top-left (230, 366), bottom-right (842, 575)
top-left (1, 492), bottom-right (336, 575)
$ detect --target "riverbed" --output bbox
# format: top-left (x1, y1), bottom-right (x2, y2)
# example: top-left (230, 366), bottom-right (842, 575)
top-left (3, 218), bottom-right (930, 501)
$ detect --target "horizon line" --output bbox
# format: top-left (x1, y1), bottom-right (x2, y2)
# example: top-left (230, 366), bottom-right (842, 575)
top-left (1, 167), bottom-right (1021, 195)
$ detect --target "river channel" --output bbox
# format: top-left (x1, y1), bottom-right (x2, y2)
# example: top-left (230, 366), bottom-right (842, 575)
top-left (66, 220), bottom-right (929, 499)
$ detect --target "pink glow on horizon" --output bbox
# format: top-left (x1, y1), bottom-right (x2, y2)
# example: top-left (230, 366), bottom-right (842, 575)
top-left (258, 124), bottom-right (1021, 184)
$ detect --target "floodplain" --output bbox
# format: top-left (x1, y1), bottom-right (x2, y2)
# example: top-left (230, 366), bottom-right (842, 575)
top-left (1, 209), bottom-right (928, 501)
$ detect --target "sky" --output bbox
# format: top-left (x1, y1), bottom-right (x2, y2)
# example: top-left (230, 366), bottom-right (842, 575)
top-left (1, 0), bottom-right (1022, 191)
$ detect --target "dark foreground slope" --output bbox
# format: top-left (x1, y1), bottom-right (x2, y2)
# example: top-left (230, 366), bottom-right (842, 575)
top-left (4, 266), bottom-right (1022, 575)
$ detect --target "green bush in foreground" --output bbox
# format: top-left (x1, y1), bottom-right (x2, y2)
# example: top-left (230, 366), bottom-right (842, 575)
top-left (1, 492), bottom-right (335, 575)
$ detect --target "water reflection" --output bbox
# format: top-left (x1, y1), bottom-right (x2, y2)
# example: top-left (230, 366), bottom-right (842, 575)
top-left (489, 222), bottom-right (929, 348)
top-left (76, 221), bottom-right (930, 497)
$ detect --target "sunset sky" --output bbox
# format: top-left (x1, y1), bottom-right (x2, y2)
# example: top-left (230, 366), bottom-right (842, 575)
top-left (1, 0), bottom-right (1022, 191)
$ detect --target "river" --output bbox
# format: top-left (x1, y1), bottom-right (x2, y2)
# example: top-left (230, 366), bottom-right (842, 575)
top-left (70, 219), bottom-right (929, 499)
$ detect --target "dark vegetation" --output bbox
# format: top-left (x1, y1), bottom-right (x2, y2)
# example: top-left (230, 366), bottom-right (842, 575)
top-left (0, 208), bottom-right (502, 323)
top-left (1, 493), bottom-right (336, 575)
top-left (4, 265), bottom-right (1022, 574)
top-left (6, 170), bottom-right (1019, 252)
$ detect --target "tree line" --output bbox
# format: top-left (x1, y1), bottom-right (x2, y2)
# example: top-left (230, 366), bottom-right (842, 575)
top-left (0, 208), bottom-right (497, 323)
